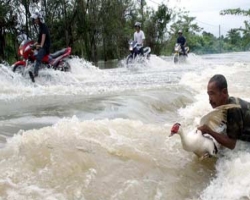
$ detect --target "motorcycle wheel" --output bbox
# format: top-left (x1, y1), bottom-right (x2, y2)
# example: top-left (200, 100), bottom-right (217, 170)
top-left (13, 65), bottom-right (25, 74)
top-left (174, 55), bottom-right (178, 64)
top-left (146, 53), bottom-right (150, 60)
top-left (126, 55), bottom-right (134, 66)
top-left (57, 60), bottom-right (71, 72)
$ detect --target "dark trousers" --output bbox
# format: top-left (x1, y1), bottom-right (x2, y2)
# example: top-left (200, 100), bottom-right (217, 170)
top-left (181, 45), bottom-right (186, 55)
top-left (135, 46), bottom-right (143, 56)
top-left (34, 48), bottom-right (46, 75)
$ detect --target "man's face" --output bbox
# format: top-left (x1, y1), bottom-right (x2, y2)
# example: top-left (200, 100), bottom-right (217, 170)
top-left (207, 81), bottom-right (227, 108)
top-left (34, 18), bottom-right (39, 24)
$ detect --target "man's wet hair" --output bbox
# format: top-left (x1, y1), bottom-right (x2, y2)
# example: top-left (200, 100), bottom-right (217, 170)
top-left (209, 74), bottom-right (228, 90)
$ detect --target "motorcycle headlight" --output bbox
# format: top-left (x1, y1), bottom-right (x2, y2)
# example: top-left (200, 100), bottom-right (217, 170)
top-left (129, 47), bottom-right (133, 51)
top-left (19, 49), bottom-right (23, 56)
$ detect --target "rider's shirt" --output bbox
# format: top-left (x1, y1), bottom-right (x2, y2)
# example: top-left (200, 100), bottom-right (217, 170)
top-left (38, 22), bottom-right (51, 53)
top-left (177, 35), bottom-right (186, 46)
top-left (226, 97), bottom-right (250, 141)
top-left (134, 30), bottom-right (145, 46)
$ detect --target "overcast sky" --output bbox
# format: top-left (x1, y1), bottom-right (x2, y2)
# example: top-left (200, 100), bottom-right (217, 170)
top-left (146, 0), bottom-right (250, 37)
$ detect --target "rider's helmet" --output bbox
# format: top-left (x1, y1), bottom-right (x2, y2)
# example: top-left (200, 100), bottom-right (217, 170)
top-left (134, 22), bottom-right (141, 28)
top-left (31, 12), bottom-right (43, 23)
top-left (178, 30), bottom-right (182, 34)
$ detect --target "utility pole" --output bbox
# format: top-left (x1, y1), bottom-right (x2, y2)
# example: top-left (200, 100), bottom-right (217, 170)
top-left (141, 0), bottom-right (144, 22)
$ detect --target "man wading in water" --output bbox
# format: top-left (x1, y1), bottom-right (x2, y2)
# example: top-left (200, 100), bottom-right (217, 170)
top-left (198, 74), bottom-right (250, 149)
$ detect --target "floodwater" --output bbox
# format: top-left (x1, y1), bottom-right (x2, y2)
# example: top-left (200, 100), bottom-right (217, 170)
top-left (0, 52), bottom-right (250, 200)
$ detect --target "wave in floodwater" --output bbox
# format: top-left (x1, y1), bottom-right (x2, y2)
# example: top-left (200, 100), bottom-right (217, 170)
top-left (1, 52), bottom-right (250, 199)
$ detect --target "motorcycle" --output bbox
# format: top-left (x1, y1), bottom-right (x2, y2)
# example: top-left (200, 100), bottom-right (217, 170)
top-left (12, 39), bottom-right (72, 78)
top-left (173, 43), bottom-right (189, 63)
top-left (126, 40), bottom-right (151, 66)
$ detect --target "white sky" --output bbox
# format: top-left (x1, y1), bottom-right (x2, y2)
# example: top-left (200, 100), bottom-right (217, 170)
top-left (146, 0), bottom-right (250, 37)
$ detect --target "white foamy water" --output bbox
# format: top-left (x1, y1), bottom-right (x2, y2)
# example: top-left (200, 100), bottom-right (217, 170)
top-left (0, 52), bottom-right (250, 199)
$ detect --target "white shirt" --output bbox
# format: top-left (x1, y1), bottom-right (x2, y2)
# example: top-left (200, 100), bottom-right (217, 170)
top-left (134, 30), bottom-right (145, 46)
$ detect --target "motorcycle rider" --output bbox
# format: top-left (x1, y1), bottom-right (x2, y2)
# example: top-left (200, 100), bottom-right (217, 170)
top-left (177, 30), bottom-right (187, 55)
top-left (29, 12), bottom-right (51, 81)
top-left (17, 27), bottom-right (30, 43)
top-left (133, 22), bottom-right (145, 56)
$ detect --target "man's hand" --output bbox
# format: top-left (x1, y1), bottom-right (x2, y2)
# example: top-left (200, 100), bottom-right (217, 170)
top-left (36, 44), bottom-right (42, 49)
top-left (198, 124), bottom-right (236, 150)
top-left (197, 124), bottom-right (213, 135)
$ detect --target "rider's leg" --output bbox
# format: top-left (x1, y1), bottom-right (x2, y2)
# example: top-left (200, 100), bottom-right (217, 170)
top-left (139, 47), bottom-right (144, 55)
top-left (181, 45), bottom-right (186, 55)
top-left (134, 48), bottom-right (139, 57)
top-left (34, 48), bottom-right (46, 76)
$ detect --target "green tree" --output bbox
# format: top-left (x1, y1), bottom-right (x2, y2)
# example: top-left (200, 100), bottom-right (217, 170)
top-left (220, 8), bottom-right (250, 52)
top-left (144, 4), bottom-right (172, 55)
top-left (166, 11), bottom-right (202, 55)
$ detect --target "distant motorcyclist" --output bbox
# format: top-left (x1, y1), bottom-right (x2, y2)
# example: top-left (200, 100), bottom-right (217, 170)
top-left (177, 30), bottom-right (187, 55)
top-left (133, 22), bottom-right (145, 56)
top-left (29, 12), bottom-right (50, 80)
top-left (17, 27), bottom-right (30, 43)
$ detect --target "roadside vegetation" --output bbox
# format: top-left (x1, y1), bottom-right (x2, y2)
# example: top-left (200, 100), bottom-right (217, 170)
top-left (0, 0), bottom-right (249, 65)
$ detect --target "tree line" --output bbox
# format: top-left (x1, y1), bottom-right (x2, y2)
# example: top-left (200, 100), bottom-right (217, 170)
top-left (0, 0), bottom-right (249, 65)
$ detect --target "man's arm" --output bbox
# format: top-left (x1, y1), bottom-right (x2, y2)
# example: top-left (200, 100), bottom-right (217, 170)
top-left (38, 34), bottom-right (46, 48)
top-left (176, 37), bottom-right (180, 44)
top-left (198, 125), bottom-right (237, 149)
top-left (141, 39), bottom-right (144, 46)
top-left (141, 31), bottom-right (145, 46)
